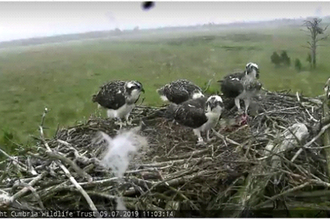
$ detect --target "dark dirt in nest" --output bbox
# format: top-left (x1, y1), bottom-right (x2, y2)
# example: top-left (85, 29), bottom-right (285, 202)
top-left (0, 90), bottom-right (329, 217)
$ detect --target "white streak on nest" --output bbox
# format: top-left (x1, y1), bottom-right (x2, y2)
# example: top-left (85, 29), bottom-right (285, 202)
top-left (115, 197), bottom-right (127, 211)
top-left (98, 127), bottom-right (148, 178)
top-left (95, 126), bottom-right (148, 210)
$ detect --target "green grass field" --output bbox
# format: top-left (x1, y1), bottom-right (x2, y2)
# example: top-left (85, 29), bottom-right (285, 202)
top-left (1, 23), bottom-right (330, 149)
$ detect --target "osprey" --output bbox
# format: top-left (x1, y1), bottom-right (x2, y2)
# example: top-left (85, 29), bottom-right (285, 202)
top-left (92, 80), bottom-right (145, 128)
top-left (218, 62), bottom-right (262, 115)
top-left (165, 95), bottom-right (224, 145)
top-left (157, 79), bottom-right (204, 104)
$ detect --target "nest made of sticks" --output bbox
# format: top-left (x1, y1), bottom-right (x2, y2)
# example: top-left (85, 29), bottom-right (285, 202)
top-left (0, 90), bottom-right (330, 217)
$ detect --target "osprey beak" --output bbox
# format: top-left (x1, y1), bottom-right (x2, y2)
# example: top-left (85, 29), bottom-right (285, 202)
top-left (209, 101), bottom-right (220, 110)
top-left (141, 88), bottom-right (145, 93)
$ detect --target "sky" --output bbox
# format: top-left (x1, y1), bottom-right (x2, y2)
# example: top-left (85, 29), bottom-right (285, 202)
top-left (0, 1), bottom-right (329, 42)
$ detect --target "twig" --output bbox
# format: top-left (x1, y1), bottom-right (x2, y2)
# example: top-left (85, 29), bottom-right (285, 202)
top-left (86, 191), bottom-right (137, 202)
top-left (0, 148), bottom-right (29, 172)
top-left (125, 165), bottom-right (172, 174)
top-left (21, 183), bottom-right (45, 209)
top-left (254, 181), bottom-right (311, 209)
top-left (159, 171), bottom-right (199, 210)
top-left (58, 162), bottom-right (99, 216)
top-left (202, 79), bottom-right (212, 93)
top-left (139, 170), bottom-right (212, 198)
top-left (39, 147), bottom-right (92, 182)
top-left (212, 129), bottom-right (241, 146)
top-left (258, 106), bottom-right (299, 116)
top-left (38, 108), bottom-right (98, 215)
top-left (167, 148), bottom-right (210, 160)
top-left (139, 157), bottom-right (213, 168)
top-left (79, 177), bottom-right (120, 188)
top-left (10, 171), bottom-right (47, 204)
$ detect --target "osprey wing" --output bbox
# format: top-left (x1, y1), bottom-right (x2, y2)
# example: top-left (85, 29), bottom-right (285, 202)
top-left (92, 81), bottom-right (126, 110)
top-left (163, 84), bottom-right (190, 104)
top-left (159, 79), bottom-right (203, 104)
top-left (186, 82), bottom-right (203, 94)
top-left (175, 79), bottom-right (202, 92)
top-left (183, 96), bottom-right (207, 108)
top-left (220, 72), bottom-right (245, 97)
top-left (173, 97), bottom-right (208, 128)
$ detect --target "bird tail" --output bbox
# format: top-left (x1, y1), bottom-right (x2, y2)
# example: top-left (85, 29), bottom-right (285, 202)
top-left (217, 80), bottom-right (224, 84)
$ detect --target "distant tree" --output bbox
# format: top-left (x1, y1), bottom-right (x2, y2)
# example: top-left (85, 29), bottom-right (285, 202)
top-left (306, 53), bottom-right (312, 67)
top-left (280, 50), bottom-right (291, 66)
top-left (114, 28), bottom-right (122, 34)
top-left (133, 26), bottom-right (139, 32)
top-left (303, 17), bottom-right (329, 69)
top-left (294, 58), bottom-right (302, 71)
top-left (270, 52), bottom-right (281, 67)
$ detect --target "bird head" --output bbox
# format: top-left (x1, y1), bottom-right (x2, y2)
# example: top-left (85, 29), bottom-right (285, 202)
top-left (246, 62), bottom-right (260, 79)
top-left (125, 81), bottom-right (145, 94)
top-left (191, 89), bottom-right (204, 99)
top-left (205, 95), bottom-right (224, 114)
top-left (124, 81), bottom-right (145, 103)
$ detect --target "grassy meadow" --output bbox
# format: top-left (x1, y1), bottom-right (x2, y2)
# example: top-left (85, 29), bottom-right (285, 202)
top-left (1, 23), bottom-right (330, 150)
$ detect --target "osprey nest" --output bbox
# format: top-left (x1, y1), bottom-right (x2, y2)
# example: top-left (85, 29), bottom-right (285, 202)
top-left (1, 90), bottom-right (330, 217)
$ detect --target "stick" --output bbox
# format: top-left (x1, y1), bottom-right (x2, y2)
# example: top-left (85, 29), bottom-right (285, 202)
top-left (58, 162), bottom-right (99, 216)
top-left (39, 147), bottom-right (92, 182)
top-left (21, 183), bottom-right (45, 209)
top-left (254, 181), bottom-right (311, 209)
top-left (139, 157), bottom-right (213, 168)
top-left (0, 148), bottom-right (29, 172)
top-left (38, 108), bottom-right (98, 215)
top-left (86, 191), bottom-right (137, 202)
top-left (211, 129), bottom-right (241, 146)
top-left (167, 148), bottom-right (210, 160)
top-left (10, 171), bottom-right (47, 204)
